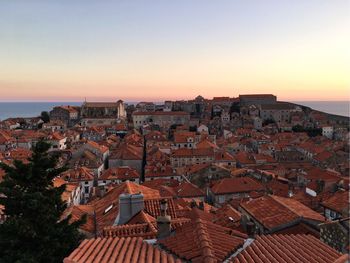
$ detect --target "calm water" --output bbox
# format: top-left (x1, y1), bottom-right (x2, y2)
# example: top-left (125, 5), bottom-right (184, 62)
top-left (0, 101), bottom-right (348, 120)
top-left (291, 101), bottom-right (349, 117)
top-left (0, 102), bottom-right (81, 121)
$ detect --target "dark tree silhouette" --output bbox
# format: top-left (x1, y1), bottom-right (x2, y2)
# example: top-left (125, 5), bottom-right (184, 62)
top-left (0, 141), bottom-right (85, 263)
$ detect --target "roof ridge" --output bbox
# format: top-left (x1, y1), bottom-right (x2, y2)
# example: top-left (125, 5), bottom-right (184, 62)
top-left (125, 181), bottom-right (132, 194)
top-left (194, 219), bottom-right (217, 262)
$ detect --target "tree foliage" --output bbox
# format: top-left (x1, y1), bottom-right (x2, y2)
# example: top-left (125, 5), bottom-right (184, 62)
top-left (40, 111), bottom-right (50, 123)
top-left (0, 141), bottom-right (85, 263)
top-left (292, 125), bottom-right (322, 137)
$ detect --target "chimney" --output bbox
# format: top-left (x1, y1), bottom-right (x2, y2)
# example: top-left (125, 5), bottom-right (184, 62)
top-left (246, 222), bottom-right (256, 237)
top-left (157, 199), bottom-right (171, 239)
top-left (96, 185), bottom-right (106, 198)
top-left (198, 201), bottom-right (204, 210)
top-left (116, 192), bottom-right (144, 225)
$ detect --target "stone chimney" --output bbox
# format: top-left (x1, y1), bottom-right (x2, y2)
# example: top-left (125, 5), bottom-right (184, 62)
top-left (116, 192), bottom-right (144, 225)
top-left (157, 199), bottom-right (171, 239)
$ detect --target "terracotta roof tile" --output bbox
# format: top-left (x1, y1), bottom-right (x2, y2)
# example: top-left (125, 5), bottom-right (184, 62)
top-left (321, 190), bottom-right (349, 215)
top-left (159, 219), bottom-right (246, 263)
top-left (66, 182), bottom-right (161, 234)
top-left (211, 177), bottom-right (264, 195)
top-left (231, 234), bottom-right (344, 263)
top-left (172, 148), bottom-right (214, 158)
top-left (61, 167), bottom-right (95, 182)
top-left (110, 144), bottom-right (142, 160)
top-left (103, 211), bottom-right (189, 239)
top-left (240, 195), bottom-right (325, 231)
top-left (64, 236), bottom-right (183, 263)
top-left (100, 167), bottom-right (139, 181)
top-left (175, 182), bottom-right (205, 198)
top-left (196, 139), bottom-right (219, 150)
top-left (173, 131), bottom-right (195, 143)
top-left (87, 141), bottom-right (109, 154)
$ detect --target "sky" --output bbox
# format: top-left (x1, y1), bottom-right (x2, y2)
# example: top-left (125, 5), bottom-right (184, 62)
top-left (0, 0), bottom-right (349, 102)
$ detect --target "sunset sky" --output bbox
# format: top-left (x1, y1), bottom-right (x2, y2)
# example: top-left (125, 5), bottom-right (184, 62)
top-left (0, 0), bottom-right (349, 102)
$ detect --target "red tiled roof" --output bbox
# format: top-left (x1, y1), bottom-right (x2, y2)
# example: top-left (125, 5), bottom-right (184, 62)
top-left (314, 151), bottom-right (333, 162)
top-left (182, 207), bottom-right (215, 222)
top-left (321, 190), bottom-right (349, 215)
top-left (215, 151), bottom-right (236, 162)
top-left (172, 148), bottom-right (214, 158)
top-left (66, 182), bottom-right (161, 234)
top-left (0, 130), bottom-right (15, 144)
top-left (240, 195), bottom-right (325, 231)
top-left (110, 144), bottom-right (142, 160)
top-left (185, 163), bottom-right (211, 174)
top-left (175, 182), bottom-right (205, 198)
top-left (61, 167), bottom-right (95, 182)
top-left (144, 197), bottom-right (177, 219)
top-left (211, 177), bottom-right (264, 195)
top-left (103, 211), bottom-right (189, 239)
top-left (145, 131), bottom-right (167, 141)
top-left (173, 131), bottom-right (195, 143)
top-left (142, 178), bottom-right (179, 189)
top-left (100, 167), bottom-right (139, 181)
top-left (213, 204), bottom-right (242, 228)
top-left (6, 148), bottom-right (32, 163)
top-left (58, 105), bottom-right (79, 113)
top-left (305, 167), bottom-right (341, 183)
top-left (232, 234), bottom-right (344, 263)
top-left (196, 139), bottom-right (219, 150)
top-left (235, 152), bottom-right (255, 165)
top-left (64, 237), bottom-right (182, 263)
top-left (48, 131), bottom-right (65, 141)
top-left (159, 219), bottom-right (247, 263)
top-left (274, 222), bottom-right (320, 238)
top-left (103, 223), bottom-right (157, 239)
top-left (87, 140), bottom-right (109, 154)
top-left (145, 165), bottom-right (175, 178)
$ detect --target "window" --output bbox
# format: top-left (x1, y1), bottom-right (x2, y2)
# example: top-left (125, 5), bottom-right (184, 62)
top-left (84, 186), bottom-right (89, 194)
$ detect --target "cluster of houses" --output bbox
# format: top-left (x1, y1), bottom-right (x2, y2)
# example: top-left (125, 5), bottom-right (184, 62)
top-left (0, 94), bottom-right (349, 262)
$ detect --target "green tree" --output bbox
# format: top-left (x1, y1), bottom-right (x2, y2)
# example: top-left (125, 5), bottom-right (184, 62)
top-left (0, 141), bottom-right (85, 263)
top-left (40, 111), bottom-right (50, 123)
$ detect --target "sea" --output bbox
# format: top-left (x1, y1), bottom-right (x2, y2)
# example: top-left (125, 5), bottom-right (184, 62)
top-left (291, 101), bottom-right (349, 117)
top-left (0, 101), bottom-right (348, 121)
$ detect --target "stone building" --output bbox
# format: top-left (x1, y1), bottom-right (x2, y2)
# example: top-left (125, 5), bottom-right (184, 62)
top-left (49, 105), bottom-right (79, 126)
top-left (259, 103), bottom-right (295, 123)
top-left (239, 94), bottom-right (277, 106)
top-left (80, 100), bottom-right (126, 126)
top-left (320, 218), bottom-right (350, 253)
top-left (132, 111), bottom-right (190, 129)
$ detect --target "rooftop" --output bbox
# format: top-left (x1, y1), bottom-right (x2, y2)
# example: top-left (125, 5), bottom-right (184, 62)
top-left (64, 237), bottom-right (182, 263)
top-left (232, 234), bottom-right (344, 263)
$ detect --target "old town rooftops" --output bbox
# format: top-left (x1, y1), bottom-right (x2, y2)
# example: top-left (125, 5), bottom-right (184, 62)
top-left (100, 167), bottom-right (139, 181)
top-left (231, 234), bottom-right (345, 263)
top-left (132, 111), bottom-right (189, 116)
top-left (321, 190), bottom-right (350, 215)
top-left (64, 237), bottom-right (182, 263)
top-left (240, 195), bottom-right (325, 231)
top-left (172, 148), bottom-right (214, 157)
top-left (211, 177), bottom-right (264, 195)
top-left (158, 218), bottom-right (247, 263)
